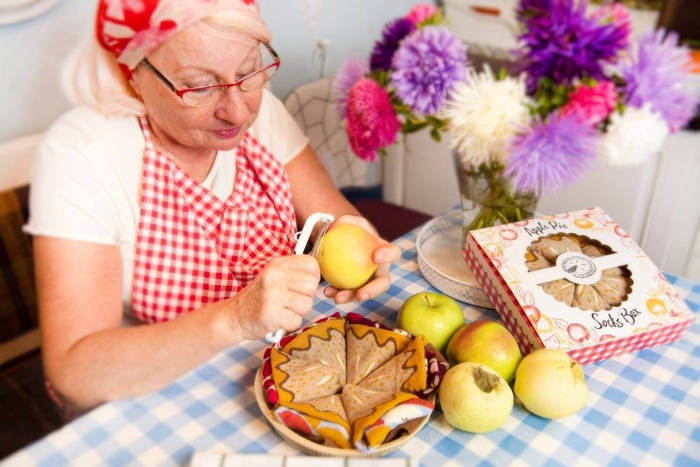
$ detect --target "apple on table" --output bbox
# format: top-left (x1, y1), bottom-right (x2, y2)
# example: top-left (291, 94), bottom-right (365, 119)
top-left (397, 292), bottom-right (465, 356)
top-left (439, 362), bottom-right (513, 433)
top-left (446, 320), bottom-right (523, 383)
top-left (514, 348), bottom-right (589, 419)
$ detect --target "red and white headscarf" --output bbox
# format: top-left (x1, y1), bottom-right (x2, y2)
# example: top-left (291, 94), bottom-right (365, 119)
top-left (95, 0), bottom-right (259, 78)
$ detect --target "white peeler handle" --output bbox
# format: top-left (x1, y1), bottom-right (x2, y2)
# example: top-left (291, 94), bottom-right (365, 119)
top-left (265, 213), bottom-right (335, 345)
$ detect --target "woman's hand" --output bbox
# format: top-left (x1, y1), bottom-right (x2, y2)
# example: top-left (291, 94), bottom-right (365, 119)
top-left (322, 215), bottom-right (401, 304)
top-left (226, 255), bottom-right (320, 341)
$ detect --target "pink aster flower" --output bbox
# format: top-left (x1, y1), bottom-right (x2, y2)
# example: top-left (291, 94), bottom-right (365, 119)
top-left (561, 81), bottom-right (618, 126)
top-left (345, 78), bottom-right (401, 162)
top-left (405, 3), bottom-right (439, 25)
top-left (334, 56), bottom-right (369, 119)
top-left (592, 3), bottom-right (632, 50)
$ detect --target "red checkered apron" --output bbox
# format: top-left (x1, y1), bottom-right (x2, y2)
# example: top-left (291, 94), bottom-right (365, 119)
top-left (131, 117), bottom-right (297, 323)
top-left (46, 118), bottom-right (297, 418)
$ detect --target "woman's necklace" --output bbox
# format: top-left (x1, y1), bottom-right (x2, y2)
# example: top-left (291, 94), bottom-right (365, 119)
top-left (151, 132), bottom-right (177, 162)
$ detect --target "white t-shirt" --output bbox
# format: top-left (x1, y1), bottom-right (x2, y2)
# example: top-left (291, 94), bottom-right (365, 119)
top-left (24, 89), bottom-right (309, 316)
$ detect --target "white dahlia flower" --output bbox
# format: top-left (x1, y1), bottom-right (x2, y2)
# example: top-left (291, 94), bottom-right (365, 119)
top-left (442, 67), bottom-right (531, 166)
top-left (600, 104), bottom-right (669, 166)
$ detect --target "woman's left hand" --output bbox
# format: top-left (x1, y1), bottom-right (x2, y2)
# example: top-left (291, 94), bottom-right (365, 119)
top-left (322, 215), bottom-right (401, 304)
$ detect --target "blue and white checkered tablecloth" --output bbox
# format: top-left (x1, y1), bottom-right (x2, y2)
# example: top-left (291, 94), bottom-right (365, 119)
top-left (4, 227), bottom-right (700, 467)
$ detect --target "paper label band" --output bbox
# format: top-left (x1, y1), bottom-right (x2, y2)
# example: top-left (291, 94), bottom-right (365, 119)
top-left (526, 252), bottom-right (628, 285)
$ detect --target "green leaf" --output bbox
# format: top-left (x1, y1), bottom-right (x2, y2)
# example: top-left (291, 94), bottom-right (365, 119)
top-left (417, 9), bottom-right (444, 28)
top-left (369, 70), bottom-right (391, 88)
top-left (430, 127), bottom-right (442, 142)
top-left (402, 121), bottom-right (430, 134)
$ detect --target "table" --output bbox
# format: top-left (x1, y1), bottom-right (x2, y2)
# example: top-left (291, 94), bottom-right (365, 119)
top-left (4, 226), bottom-right (700, 466)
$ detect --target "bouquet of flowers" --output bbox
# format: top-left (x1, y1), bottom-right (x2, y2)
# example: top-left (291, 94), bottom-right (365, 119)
top-left (443, 0), bottom-right (699, 231)
top-left (334, 4), bottom-right (469, 162)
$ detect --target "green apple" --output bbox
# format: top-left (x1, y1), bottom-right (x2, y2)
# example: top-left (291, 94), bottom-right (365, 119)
top-left (446, 320), bottom-right (523, 383)
top-left (514, 349), bottom-right (589, 419)
top-left (439, 362), bottom-right (513, 433)
top-left (397, 292), bottom-right (465, 355)
top-left (317, 224), bottom-right (378, 290)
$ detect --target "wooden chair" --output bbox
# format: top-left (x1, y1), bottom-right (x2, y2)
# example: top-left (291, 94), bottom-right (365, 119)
top-left (0, 133), bottom-right (43, 366)
top-left (283, 78), bottom-right (431, 240)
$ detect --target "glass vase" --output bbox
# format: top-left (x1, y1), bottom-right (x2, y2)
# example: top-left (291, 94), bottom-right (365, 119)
top-left (453, 152), bottom-right (539, 245)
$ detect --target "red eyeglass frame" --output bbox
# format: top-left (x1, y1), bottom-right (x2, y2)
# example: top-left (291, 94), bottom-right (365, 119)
top-left (140, 42), bottom-right (281, 106)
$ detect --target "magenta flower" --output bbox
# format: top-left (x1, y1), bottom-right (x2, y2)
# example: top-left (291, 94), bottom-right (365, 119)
top-left (334, 56), bottom-right (369, 119)
top-left (560, 81), bottom-right (618, 126)
top-left (345, 78), bottom-right (401, 162)
top-left (505, 114), bottom-right (598, 196)
top-left (620, 29), bottom-right (699, 132)
top-left (405, 3), bottom-right (439, 25)
top-left (391, 26), bottom-right (468, 115)
top-left (591, 3), bottom-right (631, 50)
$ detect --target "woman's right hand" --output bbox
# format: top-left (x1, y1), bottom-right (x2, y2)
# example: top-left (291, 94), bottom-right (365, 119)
top-left (226, 255), bottom-right (320, 341)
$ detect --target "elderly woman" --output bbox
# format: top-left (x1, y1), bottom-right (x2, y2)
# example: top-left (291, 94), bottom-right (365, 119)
top-left (25, 0), bottom-right (400, 413)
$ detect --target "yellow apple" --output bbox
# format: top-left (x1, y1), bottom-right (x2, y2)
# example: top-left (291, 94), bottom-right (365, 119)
top-left (514, 349), bottom-right (589, 419)
top-left (445, 320), bottom-right (523, 383)
top-left (317, 224), bottom-right (378, 290)
top-left (439, 362), bottom-right (513, 433)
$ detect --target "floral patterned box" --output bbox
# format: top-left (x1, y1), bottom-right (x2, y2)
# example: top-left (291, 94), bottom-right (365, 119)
top-left (463, 207), bottom-right (694, 365)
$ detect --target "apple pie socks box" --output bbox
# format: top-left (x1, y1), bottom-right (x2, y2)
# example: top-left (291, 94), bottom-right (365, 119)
top-left (463, 207), bottom-right (694, 365)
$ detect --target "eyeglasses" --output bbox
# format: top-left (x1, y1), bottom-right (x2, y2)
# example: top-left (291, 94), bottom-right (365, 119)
top-left (140, 42), bottom-right (280, 108)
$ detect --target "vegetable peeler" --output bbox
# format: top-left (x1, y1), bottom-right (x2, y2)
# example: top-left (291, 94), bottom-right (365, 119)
top-left (264, 212), bottom-right (335, 345)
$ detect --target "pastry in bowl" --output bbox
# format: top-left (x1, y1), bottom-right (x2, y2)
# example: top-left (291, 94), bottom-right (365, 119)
top-left (260, 312), bottom-right (447, 452)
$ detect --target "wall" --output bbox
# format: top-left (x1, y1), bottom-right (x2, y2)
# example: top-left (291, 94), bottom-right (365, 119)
top-left (0, 0), bottom-right (424, 144)
top-left (0, 0), bottom-right (92, 144)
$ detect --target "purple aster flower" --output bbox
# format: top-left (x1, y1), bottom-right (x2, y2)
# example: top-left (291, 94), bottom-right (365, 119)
top-left (505, 114), bottom-right (598, 196)
top-left (516, 0), bottom-right (554, 24)
top-left (391, 26), bottom-right (468, 115)
top-left (620, 29), bottom-right (700, 132)
top-left (334, 56), bottom-right (369, 119)
top-left (516, 0), bottom-right (628, 91)
top-left (370, 18), bottom-right (416, 72)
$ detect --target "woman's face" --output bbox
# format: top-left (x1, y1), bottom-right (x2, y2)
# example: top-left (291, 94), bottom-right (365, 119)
top-left (131, 25), bottom-right (264, 153)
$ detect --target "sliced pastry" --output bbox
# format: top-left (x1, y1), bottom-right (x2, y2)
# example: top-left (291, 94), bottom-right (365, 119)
top-left (592, 275), bottom-right (632, 307)
top-left (285, 318), bottom-right (347, 384)
top-left (525, 249), bottom-right (555, 272)
top-left (532, 235), bottom-right (581, 263)
top-left (270, 349), bottom-right (344, 403)
top-left (341, 384), bottom-right (397, 425)
top-left (359, 335), bottom-right (427, 394)
top-left (571, 284), bottom-right (612, 311)
top-left (346, 324), bottom-right (411, 386)
top-left (541, 279), bottom-right (575, 306)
